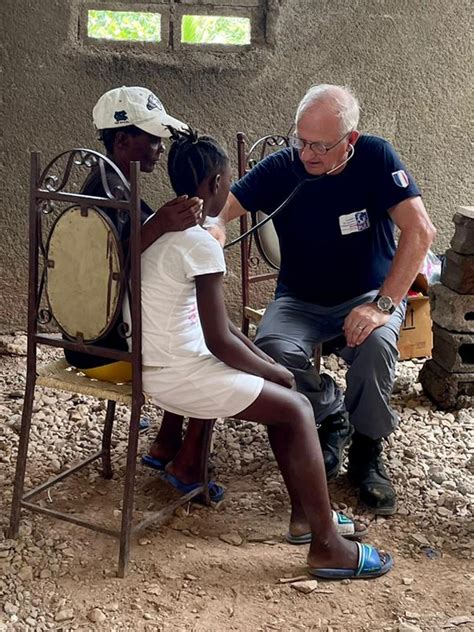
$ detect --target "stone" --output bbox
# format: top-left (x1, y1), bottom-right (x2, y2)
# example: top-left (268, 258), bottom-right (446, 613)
top-left (410, 533), bottom-right (430, 547)
top-left (441, 249), bottom-right (474, 294)
top-left (402, 577), bottom-right (414, 586)
top-left (278, 575), bottom-right (309, 584)
top-left (18, 565), bottom-right (33, 581)
top-left (219, 532), bottom-right (243, 546)
top-left (432, 325), bottom-right (474, 373)
top-left (87, 608), bottom-right (106, 624)
top-left (290, 580), bottom-right (319, 594)
top-left (450, 206), bottom-right (474, 255)
top-left (54, 609), bottom-right (74, 622)
top-left (420, 359), bottom-right (474, 409)
top-left (398, 624), bottom-right (422, 632)
top-left (444, 615), bottom-right (474, 626)
top-left (184, 573), bottom-right (197, 581)
top-left (428, 465), bottom-right (446, 484)
top-left (4, 602), bottom-right (18, 616)
top-left (429, 283), bottom-right (474, 333)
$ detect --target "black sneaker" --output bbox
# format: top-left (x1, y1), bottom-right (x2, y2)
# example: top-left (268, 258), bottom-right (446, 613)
top-left (318, 412), bottom-right (353, 480)
top-left (347, 431), bottom-right (396, 515)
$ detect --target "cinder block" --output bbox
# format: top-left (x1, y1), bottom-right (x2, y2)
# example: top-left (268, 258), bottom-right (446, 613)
top-left (431, 324), bottom-right (474, 373)
top-left (429, 283), bottom-right (474, 333)
top-left (420, 359), bottom-right (474, 409)
top-left (450, 206), bottom-right (474, 255)
top-left (441, 249), bottom-right (474, 294)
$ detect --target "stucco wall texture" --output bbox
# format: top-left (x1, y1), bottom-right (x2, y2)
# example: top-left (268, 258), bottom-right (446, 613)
top-left (1, 0), bottom-right (472, 331)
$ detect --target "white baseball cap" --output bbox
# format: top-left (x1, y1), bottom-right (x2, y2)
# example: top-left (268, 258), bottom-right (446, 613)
top-left (92, 86), bottom-right (187, 138)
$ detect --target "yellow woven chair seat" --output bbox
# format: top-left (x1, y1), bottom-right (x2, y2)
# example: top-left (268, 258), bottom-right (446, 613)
top-left (37, 359), bottom-right (133, 404)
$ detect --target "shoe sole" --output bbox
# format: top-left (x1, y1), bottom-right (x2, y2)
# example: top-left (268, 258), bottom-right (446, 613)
top-left (352, 483), bottom-right (397, 515)
top-left (325, 430), bottom-right (354, 480)
top-left (364, 502), bottom-right (397, 516)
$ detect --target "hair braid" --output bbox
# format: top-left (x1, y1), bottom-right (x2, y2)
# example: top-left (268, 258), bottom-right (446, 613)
top-left (167, 126), bottom-right (229, 197)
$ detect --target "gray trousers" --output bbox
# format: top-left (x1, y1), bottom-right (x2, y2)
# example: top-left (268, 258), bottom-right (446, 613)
top-left (254, 291), bottom-right (406, 440)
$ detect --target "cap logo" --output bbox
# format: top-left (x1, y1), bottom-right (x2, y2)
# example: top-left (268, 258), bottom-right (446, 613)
top-left (146, 94), bottom-right (164, 111)
top-left (114, 110), bottom-right (128, 123)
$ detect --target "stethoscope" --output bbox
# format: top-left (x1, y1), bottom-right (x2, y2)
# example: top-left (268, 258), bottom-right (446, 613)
top-left (224, 143), bottom-right (355, 250)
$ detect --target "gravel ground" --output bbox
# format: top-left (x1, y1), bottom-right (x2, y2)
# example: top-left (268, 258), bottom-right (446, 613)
top-left (0, 333), bottom-right (473, 631)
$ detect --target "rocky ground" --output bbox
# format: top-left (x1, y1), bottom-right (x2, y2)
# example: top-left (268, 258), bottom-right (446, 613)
top-left (0, 334), bottom-right (473, 632)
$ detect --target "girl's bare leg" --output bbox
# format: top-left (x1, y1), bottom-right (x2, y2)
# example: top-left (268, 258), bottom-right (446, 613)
top-left (235, 381), bottom-right (358, 569)
top-left (149, 411), bottom-right (184, 462)
top-left (165, 418), bottom-right (215, 484)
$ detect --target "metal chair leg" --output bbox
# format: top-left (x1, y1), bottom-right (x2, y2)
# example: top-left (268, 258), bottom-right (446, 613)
top-left (101, 400), bottom-right (116, 479)
top-left (117, 400), bottom-right (142, 578)
top-left (8, 371), bottom-right (36, 538)
top-left (200, 421), bottom-right (215, 507)
top-left (313, 343), bottom-right (322, 374)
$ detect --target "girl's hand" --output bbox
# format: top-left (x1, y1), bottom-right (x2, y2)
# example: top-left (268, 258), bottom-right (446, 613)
top-left (264, 364), bottom-right (295, 389)
top-left (252, 346), bottom-right (276, 364)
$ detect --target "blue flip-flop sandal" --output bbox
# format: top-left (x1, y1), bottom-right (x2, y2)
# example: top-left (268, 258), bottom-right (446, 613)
top-left (163, 471), bottom-right (225, 503)
top-left (309, 541), bottom-right (393, 580)
top-left (141, 454), bottom-right (168, 471)
top-left (286, 510), bottom-right (369, 545)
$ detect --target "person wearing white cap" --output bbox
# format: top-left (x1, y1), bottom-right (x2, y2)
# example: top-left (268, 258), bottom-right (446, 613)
top-left (65, 87), bottom-right (219, 497)
top-left (66, 85), bottom-right (202, 372)
top-left (93, 85), bottom-right (188, 140)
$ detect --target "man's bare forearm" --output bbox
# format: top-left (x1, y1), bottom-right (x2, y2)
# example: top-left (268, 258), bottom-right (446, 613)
top-left (380, 229), bottom-right (434, 304)
top-left (381, 198), bottom-right (436, 304)
top-left (218, 192), bottom-right (247, 225)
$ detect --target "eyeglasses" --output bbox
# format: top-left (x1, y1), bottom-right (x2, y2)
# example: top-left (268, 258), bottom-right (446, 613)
top-left (289, 130), bottom-right (352, 155)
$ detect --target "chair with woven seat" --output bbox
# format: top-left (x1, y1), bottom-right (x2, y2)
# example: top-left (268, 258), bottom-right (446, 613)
top-left (8, 149), bottom-right (213, 577)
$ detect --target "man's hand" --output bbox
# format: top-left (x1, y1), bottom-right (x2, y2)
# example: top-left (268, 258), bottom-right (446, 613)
top-left (343, 302), bottom-right (390, 347)
top-left (206, 221), bottom-right (226, 247)
top-left (155, 195), bottom-right (203, 233)
top-left (142, 196), bottom-right (203, 251)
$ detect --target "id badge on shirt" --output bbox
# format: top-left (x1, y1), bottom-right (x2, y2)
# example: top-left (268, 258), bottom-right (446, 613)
top-left (339, 209), bottom-right (370, 235)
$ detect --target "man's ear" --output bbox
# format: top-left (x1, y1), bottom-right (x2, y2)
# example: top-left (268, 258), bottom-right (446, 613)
top-left (115, 131), bottom-right (129, 151)
top-left (348, 130), bottom-right (360, 146)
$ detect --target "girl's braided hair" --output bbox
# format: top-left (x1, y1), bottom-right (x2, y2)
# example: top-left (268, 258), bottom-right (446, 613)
top-left (167, 126), bottom-right (229, 198)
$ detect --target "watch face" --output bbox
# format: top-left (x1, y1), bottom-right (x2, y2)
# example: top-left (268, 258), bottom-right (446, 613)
top-left (377, 296), bottom-right (394, 312)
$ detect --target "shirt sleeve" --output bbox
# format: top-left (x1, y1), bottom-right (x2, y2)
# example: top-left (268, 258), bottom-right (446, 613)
top-left (82, 169), bottom-right (132, 242)
top-left (230, 150), bottom-right (289, 215)
top-left (182, 229), bottom-right (226, 279)
top-left (372, 139), bottom-right (421, 212)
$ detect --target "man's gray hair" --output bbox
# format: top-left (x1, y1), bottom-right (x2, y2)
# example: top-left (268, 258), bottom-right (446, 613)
top-left (295, 84), bottom-right (360, 133)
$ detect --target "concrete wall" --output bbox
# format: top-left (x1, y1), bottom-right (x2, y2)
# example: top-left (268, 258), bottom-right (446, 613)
top-left (1, 0), bottom-right (471, 330)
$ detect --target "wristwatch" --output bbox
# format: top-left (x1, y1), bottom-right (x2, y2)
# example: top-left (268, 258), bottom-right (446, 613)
top-left (373, 294), bottom-right (396, 314)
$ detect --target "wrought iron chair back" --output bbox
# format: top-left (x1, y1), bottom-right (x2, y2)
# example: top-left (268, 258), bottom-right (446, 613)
top-left (236, 133), bottom-right (324, 370)
top-left (236, 132), bottom-right (289, 334)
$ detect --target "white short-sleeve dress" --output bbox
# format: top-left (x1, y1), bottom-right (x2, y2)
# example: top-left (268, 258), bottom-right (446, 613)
top-left (127, 225), bottom-right (264, 418)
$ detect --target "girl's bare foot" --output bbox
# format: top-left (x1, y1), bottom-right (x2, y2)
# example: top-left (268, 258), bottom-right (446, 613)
top-left (306, 534), bottom-right (358, 570)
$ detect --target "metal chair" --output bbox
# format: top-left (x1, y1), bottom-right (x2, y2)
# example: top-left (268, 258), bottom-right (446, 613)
top-left (236, 132), bottom-right (324, 369)
top-left (8, 149), bottom-right (212, 577)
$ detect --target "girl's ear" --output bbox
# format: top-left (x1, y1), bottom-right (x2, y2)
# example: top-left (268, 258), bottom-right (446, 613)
top-left (210, 173), bottom-right (221, 195)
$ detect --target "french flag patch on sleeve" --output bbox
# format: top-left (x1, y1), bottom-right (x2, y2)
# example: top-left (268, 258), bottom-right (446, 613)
top-left (391, 169), bottom-right (409, 188)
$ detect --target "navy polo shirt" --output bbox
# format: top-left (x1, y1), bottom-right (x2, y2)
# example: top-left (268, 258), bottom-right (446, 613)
top-left (231, 135), bottom-right (420, 306)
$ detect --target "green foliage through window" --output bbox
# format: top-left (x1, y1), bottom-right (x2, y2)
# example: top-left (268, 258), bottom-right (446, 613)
top-left (181, 15), bottom-right (250, 45)
top-left (87, 10), bottom-right (161, 42)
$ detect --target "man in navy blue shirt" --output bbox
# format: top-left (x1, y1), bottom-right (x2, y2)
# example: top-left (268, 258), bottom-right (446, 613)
top-left (214, 84), bottom-right (436, 521)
